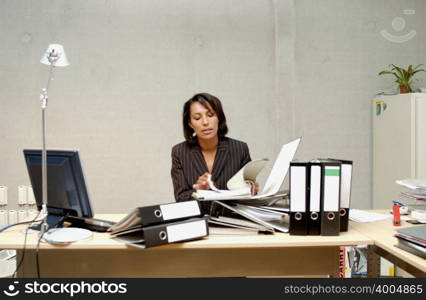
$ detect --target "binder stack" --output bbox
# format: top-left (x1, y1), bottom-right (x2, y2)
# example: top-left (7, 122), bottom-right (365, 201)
top-left (289, 159), bottom-right (353, 236)
top-left (108, 200), bottom-right (208, 248)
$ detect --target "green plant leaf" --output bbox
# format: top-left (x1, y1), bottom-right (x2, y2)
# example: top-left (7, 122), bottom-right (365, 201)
top-left (378, 70), bottom-right (397, 77)
top-left (412, 68), bottom-right (426, 75)
top-left (379, 64), bottom-right (424, 92)
top-left (413, 64), bottom-right (424, 71)
top-left (391, 64), bottom-right (404, 79)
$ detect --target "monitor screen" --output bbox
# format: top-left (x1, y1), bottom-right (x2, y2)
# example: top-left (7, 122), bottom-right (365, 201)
top-left (23, 150), bottom-right (93, 219)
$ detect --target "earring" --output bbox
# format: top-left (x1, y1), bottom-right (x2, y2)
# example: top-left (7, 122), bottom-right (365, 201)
top-left (192, 132), bottom-right (197, 137)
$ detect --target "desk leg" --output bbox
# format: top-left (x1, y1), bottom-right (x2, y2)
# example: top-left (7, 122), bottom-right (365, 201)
top-left (367, 245), bottom-right (380, 278)
top-left (16, 249), bottom-right (38, 277)
top-left (367, 245), bottom-right (425, 278)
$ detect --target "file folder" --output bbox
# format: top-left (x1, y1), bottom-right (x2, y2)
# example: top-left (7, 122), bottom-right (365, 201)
top-left (337, 160), bottom-right (353, 232)
top-left (320, 163), bottom-right (341, 236)
top-left (322, 159), bottom-right (353, 232)
top-left (109, 200), bottom-right (202, 233)
top-left (112, 217), bottom-right (209, 248)
top-left (308, 162), bottom-right (322, 235)
top-left (289, 162), bottom-right (309, 235)
top-left (140, 200), bottom-right (202, 225)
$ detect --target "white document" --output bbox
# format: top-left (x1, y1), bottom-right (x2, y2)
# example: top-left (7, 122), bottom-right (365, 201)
top-left (193, 186), bottom-right (252, 200)
top-left (194, 137), bottom-right (301, 201)
top-left (227, 158), bottom-right (269, 190)
top-left (261, 138), bottom-right (301, 196)
top-left (197, 159), bottom-right (269, 198)
top-left (349, 209), bottom-right (392, 223)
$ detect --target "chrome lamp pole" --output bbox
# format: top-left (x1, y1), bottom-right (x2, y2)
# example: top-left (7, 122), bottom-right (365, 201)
top-left (39, 44), bottom-right (69, 236)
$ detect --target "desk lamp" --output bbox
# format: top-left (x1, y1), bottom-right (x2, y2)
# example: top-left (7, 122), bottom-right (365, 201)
top-left (39, 44), bottom-right (69, 236)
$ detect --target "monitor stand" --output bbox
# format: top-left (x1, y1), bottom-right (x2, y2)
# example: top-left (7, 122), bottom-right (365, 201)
top-left (30, 214), bottom-right (66, 231)
top-left (30, 214), bottom-right (114, 232)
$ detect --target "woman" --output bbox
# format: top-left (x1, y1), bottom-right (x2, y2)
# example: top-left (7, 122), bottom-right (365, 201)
top-left (171, 92), bottom-right (259, 214)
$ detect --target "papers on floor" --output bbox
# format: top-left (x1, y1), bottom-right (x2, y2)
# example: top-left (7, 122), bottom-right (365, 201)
top-left (349, 209), bottom-right (392, 223)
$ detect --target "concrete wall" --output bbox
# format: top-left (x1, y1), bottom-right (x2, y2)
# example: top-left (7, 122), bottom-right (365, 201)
top-left (1, 0), bottom-right (425, 213)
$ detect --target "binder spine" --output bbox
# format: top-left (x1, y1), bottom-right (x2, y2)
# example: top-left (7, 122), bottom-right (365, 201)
top-left (320, 163), bottom-right (341, 236)
top-left (138, 200), bottom-right (202, 227)
top-left (143, 218), bottom-right (208, 248)
top-left (308, 163), bottom-right (321, 235)
top-left (139, 205), bottom-right (165, 226)
top-left (289, 162), bottom-right (309, 235)
top-left (339, 161), bottom-right (353, 232)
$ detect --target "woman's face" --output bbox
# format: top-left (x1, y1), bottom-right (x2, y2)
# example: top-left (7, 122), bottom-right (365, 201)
top-left (188, 102), bottom-right (219, 142)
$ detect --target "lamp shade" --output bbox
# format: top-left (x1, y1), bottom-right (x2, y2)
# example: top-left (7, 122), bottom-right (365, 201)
top-left (40, 44), bottom-right (69, 67)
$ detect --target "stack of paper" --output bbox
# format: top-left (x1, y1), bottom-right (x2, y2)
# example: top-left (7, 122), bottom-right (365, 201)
top-left (396, 179), bottom-right (426, 191)
top-left (209, 201), bottom-right (290, 233)
top-left (395, 179), bottom-right (426, 210)
top-left (394, 225), bottom-right (426, 258)
top-left (195, 138), bottom-right (300, 234)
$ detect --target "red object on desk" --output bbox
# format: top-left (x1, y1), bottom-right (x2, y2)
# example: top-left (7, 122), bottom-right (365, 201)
top-left (393, 204), bottom-right (401, 226)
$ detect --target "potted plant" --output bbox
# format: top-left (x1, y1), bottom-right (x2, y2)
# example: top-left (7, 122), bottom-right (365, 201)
top-left (378, 64), bottom-right (425, 93)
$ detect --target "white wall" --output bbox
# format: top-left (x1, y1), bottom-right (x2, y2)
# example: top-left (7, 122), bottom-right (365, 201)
top-left (1, 0), bottom-right (425, 212)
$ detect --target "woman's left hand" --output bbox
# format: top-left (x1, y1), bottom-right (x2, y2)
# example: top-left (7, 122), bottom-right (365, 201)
top-left (246, 180), bottom-right (260, 196)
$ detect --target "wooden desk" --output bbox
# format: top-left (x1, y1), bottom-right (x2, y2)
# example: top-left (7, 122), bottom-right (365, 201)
top-left (350, 212), bottom-right (426, 277)
top-left (0, 214), bottom-right (373, 278)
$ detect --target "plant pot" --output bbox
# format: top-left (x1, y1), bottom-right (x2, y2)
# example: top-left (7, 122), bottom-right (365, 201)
top-left (399, 86), bottom-right (409, 94)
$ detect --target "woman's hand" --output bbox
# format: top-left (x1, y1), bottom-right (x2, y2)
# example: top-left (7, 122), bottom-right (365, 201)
top-left (246, 180), bottom-right (260, 196)
top-left (193, 173), bottom-right (211, 190)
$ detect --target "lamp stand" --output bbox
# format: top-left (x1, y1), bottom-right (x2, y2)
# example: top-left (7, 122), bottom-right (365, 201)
top-left (39, 62), bottom-right (56, 237)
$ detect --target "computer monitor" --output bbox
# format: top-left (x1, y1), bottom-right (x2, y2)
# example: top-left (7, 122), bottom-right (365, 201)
top-left (23, 149), bottom-right (93, 228)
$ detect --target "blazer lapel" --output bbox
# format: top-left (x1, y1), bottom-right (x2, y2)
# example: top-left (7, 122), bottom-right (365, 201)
top-left (211, 139), bottom-right (229, 180)
top-left (190, 145), bottom-right (208, 175)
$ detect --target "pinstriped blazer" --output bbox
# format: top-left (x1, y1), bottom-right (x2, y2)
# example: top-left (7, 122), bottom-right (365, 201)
top-left (171, 137), bottom-right (251, 211)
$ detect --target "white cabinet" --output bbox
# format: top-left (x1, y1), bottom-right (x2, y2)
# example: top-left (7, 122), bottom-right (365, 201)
top-left (373, 93), bottom-right (426, 208)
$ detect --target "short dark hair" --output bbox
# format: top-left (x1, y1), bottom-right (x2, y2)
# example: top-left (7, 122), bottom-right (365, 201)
top-left (182, 93), bottom-right (228, 144)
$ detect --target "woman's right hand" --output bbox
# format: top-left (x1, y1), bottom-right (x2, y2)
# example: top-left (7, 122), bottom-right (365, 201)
top-left (193, 172), bottom-right (211, 190)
